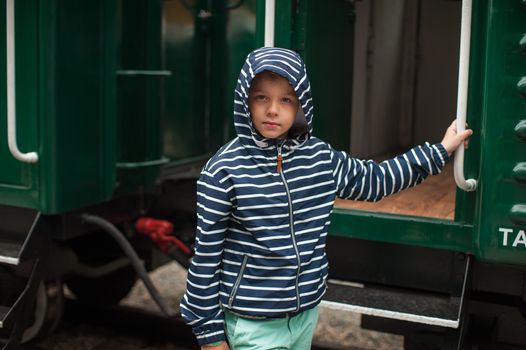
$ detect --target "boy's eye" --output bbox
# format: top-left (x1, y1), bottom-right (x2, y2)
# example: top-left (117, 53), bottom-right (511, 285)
top-left (254, 95), bottom-right (267, 101)
top-left (282, 97), bottom-right (292, 104)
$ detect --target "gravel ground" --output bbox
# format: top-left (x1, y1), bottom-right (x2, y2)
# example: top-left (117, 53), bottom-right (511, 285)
top-left (121, 262), bottom-right (404, 350)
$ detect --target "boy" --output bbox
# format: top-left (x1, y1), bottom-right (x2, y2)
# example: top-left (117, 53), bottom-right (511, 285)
top-left (180, 47), bottom-right (472, 350)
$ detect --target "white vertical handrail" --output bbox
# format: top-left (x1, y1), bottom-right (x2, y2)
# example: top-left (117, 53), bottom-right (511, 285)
top-left (6, 0), bottom-right (38, 164)
top-left (264, 0), bottom-right (275, 47)
top-left (454, 0), bottom-right (476, 191)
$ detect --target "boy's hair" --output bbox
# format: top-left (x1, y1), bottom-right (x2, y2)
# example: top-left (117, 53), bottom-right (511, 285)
top-left (250, 70), bottom-right (286, 86)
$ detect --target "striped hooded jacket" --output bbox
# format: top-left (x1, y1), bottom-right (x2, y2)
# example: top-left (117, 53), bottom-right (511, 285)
top-left (180, 47), bottom-right (449, 345)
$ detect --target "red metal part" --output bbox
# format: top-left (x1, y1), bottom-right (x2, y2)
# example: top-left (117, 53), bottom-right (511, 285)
top-left (135, 218), bottom-right (192, 256)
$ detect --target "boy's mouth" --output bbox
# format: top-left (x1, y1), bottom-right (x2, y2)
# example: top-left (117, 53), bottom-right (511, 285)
top-left (263, 121), bottom-right (280, 127)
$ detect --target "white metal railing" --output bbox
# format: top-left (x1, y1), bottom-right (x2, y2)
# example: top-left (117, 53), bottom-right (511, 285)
top-left (6, 0), bottom-right (38, 164)
top-left (264, 0), bottom-right (275, 47)
top-left (454, 0), bottom-right (476, 191)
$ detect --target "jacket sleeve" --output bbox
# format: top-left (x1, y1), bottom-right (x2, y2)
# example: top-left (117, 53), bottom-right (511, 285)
top-left (180, 169), bottom-right (232, 346)
top-left (331, 142), bottom-right (450, 201)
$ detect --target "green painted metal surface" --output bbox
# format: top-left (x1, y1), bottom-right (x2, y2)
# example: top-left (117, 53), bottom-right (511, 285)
top-left (255, 0), bottom-right (265, 47)
top-left (274, 0), bottom-right (292, 48)
top-left (292, 0), bottom-right (354, 151)
top-left (162, 1), bottom-right (205, 159)
top-left (225, 1), bottom-right (258, 139)
top-left (37, 0), bottom-right (117, 213)
top-left (473, 0), bottom-right (526, 266)
top-left (114, 0), bottom-right (164, 194)
top-left (0, 0), bottom-right (259, 213)
top-left (0, 0), bottom-right (40, 209)
top-left (117, 0), bottom-right (163, 164)
top-left (330, 209), bottom-right (474, 253)
top-left (0, 0), bottom-right (117, 214)
top-left (162, 0), bottom-right (258, 159)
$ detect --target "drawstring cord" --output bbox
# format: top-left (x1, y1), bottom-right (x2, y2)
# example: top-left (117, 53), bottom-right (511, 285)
top-left (277, 142), bottom-right (284, 173)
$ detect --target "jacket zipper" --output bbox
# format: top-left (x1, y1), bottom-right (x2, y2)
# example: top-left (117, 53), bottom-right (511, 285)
top-left (228, 254), bottom-right (248, 308)
top-left (277, 144), bottom-right (301, 312)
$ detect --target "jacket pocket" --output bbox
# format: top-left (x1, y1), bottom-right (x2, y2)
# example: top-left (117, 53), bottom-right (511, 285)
top-left (228, 255), bottom-right (248, 308)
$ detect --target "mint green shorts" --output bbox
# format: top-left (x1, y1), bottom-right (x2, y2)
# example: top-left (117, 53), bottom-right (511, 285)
top-left (224, 307), bottom-right (319, 350)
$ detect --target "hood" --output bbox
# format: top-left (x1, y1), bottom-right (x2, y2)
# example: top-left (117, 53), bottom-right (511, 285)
top-left (233, 47), bottom-right (313, 151)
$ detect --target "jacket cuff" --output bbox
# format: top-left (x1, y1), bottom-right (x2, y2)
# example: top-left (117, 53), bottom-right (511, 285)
top-left (193, 322), bottom-right (226, 346)
top-left (435, 143), bottom-right (450, 164)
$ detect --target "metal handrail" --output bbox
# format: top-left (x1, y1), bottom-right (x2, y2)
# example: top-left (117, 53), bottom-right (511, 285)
top-left (6, 0), bottom-right (38, 164)
top-left (264, 0), bottom-right (275, 47)
top-left (454, 0), bottom-right (476, 192)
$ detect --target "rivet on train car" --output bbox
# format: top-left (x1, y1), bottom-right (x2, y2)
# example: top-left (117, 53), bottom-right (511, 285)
top-left (515, 120), bottom-right (526, 141)
top-left (509, 204), bottom-right (526, 226)
top-left (520, 34), bottom-right (526, 53)
top-left (513, 163), bottom-right (526, 183)
top-left (518, 77), bottom-right (526, 97)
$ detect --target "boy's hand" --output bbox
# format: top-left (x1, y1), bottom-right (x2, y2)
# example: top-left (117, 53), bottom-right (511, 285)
top-left (441, 120), bottom-right (473, 157)
top-left (201, 341), bottom-right (230, 350)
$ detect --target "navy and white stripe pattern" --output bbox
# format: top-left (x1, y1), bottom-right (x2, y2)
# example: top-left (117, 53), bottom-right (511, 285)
top-left (180, 47), bottom-right (450, 345)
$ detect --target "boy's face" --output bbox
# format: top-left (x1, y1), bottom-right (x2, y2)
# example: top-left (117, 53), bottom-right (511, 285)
top-left (248, 71), bottom-right (299, 140)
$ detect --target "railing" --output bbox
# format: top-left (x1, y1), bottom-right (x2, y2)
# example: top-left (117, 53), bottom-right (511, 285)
top-left (454, 0), bottom-right (477, 192)
top-left (6, 0), bottom-right (38, 164)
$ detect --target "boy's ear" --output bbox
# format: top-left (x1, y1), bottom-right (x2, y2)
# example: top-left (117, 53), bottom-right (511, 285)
top-left (289, 107), bottom-right (309, 138)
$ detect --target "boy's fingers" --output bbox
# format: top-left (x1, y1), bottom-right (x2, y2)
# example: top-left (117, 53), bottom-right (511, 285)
top-left (458, 129), bottom-right (473, 144)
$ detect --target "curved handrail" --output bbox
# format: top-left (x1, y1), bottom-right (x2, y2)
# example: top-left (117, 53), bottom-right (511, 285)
top-left (6, 0), bottom-right (38, 163)
top-left (454, 0), bottom-right (476, 192)
top-left (264, 0), bottom-right (275, 47)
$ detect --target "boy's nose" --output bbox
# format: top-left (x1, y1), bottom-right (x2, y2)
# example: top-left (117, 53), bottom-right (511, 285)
top-left (267, 100), bottom-right (279, 116)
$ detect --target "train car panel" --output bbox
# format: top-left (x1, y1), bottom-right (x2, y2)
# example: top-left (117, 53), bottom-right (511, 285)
top-left (38, 0), bottom-right (117, 214)
top-left (115, 0), bottom-right (165, 194)
top-left (293, 0), bottom-right (354, 151)
top-left (0, 0), bottom-right (40, 210)
top-left (0, 0), bottom-right (118, 214)
top-left (475, 0), bottom-right (526, 266)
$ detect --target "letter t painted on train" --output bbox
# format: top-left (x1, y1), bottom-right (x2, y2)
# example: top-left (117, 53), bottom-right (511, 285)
top-left (499, 228), bottom-right (513, 246)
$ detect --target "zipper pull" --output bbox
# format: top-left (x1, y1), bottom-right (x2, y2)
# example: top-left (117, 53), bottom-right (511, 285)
top-left (277, 146), bottom-right (283, 173)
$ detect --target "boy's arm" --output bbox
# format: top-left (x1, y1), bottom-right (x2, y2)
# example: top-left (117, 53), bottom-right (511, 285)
top-left (331, 121), bottom-right (472, 201)
top-left (180, 170), bottom-right (232, 346)
top-left (331, 142), bottom-right (449, 201)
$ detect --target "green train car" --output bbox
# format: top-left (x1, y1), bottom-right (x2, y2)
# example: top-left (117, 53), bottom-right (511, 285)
top-left (0, 0), bottom-right (525, 349)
